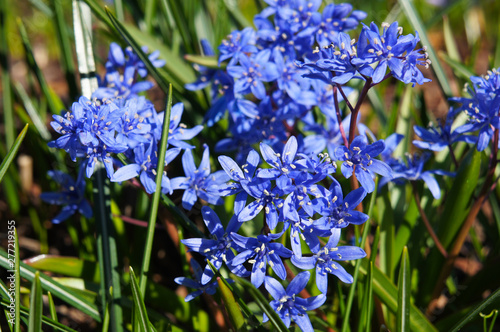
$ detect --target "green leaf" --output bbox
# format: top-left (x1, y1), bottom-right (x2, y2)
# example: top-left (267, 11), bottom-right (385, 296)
top-left (184, 55), bottom-right (222, 69)
top-left (439, 52), bottom-right (475, 80)
top-left (48, 292), bottom-right (58, 322)
top-left (0, 124), bottom-right (28, 184)
top-left (0, 299), bottom-right (78, 332)
top-left (232, 275), bottom-right (289, 332)
top-left (396, 247), bottom-right (411, 332)
top-left (442, 16), bottom-right (461, 62)
top-left (217, 277), bottom-right (246, 331)
top-left (130, 267), bottom-right (151, 332)
top-left (28, 272), bottom-right (43, 332)
top-left (16, 18), bottom-right (63, 116)
top-left (0, 0), bottom-right (15, 149)
top-left (0, 248), bottom-right (101, 322)
top-left (358, 261), bottom-right (374, 332)
top-left (357, 260), bottom-right (437, 332)
top-left (398, 0), bottom-right (454, 98)
top-left (24, 255), bottom-right (100, 283)
top-left (206, 261), bottom-right (246, 331)
top-left (450, 287), bottom-right (500, 332)
top-left (73, 0), bottom-right (99, 98)
top-left (139, 85), bottom-right (173, 296)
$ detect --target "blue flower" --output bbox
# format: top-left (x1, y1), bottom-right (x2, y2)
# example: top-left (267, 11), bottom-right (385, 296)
top-left (413, 110), bottom-right (476, 151)
top-left (48, 97), bottom-right (128, 178)
top-left (227, 50), bottom-right (279, 99)
top-left (174, 258), bottom-right (221, 302)
top-left (264, 271), bottom-right (326, 331)
top-left (231, 232), bottom-right (292, 288)
top-left (153, 102), bottom-right (204, 149)
top-left (111, 139), bottom-right (180, 194)
top-left (258, 136), bottom-right (305, 190)
top-left (181, 206), bottom-right (249, 284)
top-left (218, 28), bottom-right (258, 65)
top-left (114, 97), bottom-right (153, 149)
top-left (40, 169), bottom-right (92, 224)
top-left (314, 179), bottom-right (369, 231)
top-left (379, 153), bottom-right (453, 199)
top-left (171, 145), bottom-right (229, 211)
top-left (291, 228), bottom-right (366, 293)
top-left (334, 135), bottom-right (392, 193)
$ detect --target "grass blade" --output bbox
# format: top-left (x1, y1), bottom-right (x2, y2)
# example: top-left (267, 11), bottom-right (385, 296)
top-left (357, 260), bottom-right (437, 332)
top-left (16, 18), bottom-right (62, 117)
top-left (130, 267), bottom-right (151, 332)
top-left (139, 85), bottom-right (172, 295)
top-left (50, 0), bottom-right (78, 100)
top-left (73, 0), bottom-right (99, 98)
top-left (14, 83), bottom-right (52, 141)
top-left (24, 255), bottom-right (100, 283)
top-left (396, 247), bottom-right (411, 332)
top-left (28, 272), bottom-right (43, 332)
top-left (398, 0), bottom-right (454, 98)
top-left (15, 228), bottom-right (21, 332)
top-left (450, 287), bottom-right (500, 332)
top-left (47, 292), bottom-right (58, 322)
top-left (358, 261), bottom-right (374, 332)
top-left (0, 0), bottom-right (15, 149)
top-left (232, 275), bottom-right (289, 332)
top-left (217, 277), bottom-right (245, 331)
top-left (0, 124), bottom-right (29, 184)
top-left (0, 249), bottom-right (101, 322)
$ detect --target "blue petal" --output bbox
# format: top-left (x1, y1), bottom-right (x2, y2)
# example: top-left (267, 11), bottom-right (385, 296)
top-left (286, 271), bottom-right (310, 296)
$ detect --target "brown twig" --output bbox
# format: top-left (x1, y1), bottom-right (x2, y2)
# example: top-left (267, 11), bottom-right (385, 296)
top-left (411, 182), bottom-right (448, 258)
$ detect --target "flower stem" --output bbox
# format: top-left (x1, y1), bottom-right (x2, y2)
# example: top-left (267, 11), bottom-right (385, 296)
top-left (333, 86), bottom-right (349, 147)
top-left (349, 78), bottom-right (372, 147)
top-left (411, 182), bottom-right (448, 258)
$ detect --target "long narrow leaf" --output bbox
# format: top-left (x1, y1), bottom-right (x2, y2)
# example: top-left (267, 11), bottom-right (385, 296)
top-left (0, 299), bottom-right (78, 332)
top-left (130, 267), bottom-right (151, 332)
top-left (0, 124), bottom-right (29, 184)
top-left (28, 272), bottom-right (43, 332)
top-left (48, 292), bottom-right (58, 322)
top-left (0, 249), bottom-right (101, 322)
top-left (138, 85), bottom-right (173, 295)
top-left (0, 0), bottom-right (15, 148)
top-left (24, 255), bottom-right (100, 283)
top-left (396, 247), bottom-right (411, 332)
top-left (16, 18), bottom-right (62, 116)
top-left (15, 228), bottom-right (21, 332)
top-left (357, 260), bottom-right (437, 332)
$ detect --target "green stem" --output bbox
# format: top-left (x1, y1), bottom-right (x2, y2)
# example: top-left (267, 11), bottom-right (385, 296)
top-left (139, 85), bottom-right (173, 295)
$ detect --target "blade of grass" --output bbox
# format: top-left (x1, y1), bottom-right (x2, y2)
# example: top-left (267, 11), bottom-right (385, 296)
top-left (73, 0), bottom-right (99, 98)
top-left (398, 0), bottom-right (454, 98)
top-left (12, 83), bottom-right (51, 139)
top-left (232, 275), bottom-right (289, 332)
top-left (442, 16), bottom-right (461, 62)
top-left (216, 277), bottom-right (245, 331)
top-left (16, 18), bottom-right (62, 117)
top-left (130, 267), bottom-right (151, 332)
top-left (450, 287), bottom-right (500, 332)
top-left (0, 124), bottom-right (29, 184)
top-left (47, 292), bottom-right (57, 322)
top-left (138, 84), bottom-right (173, 296)
top-left (0, 299), bottom-right (79, 332)
top-left (50, 0), bottom-right (78, 100)
top-left (144, 0), bottom-right (157, 34)
top-left (396, 247), bottom-right (410, 332)
top-left (439, 52), bottom-right (475, 80)
top-left (94, 165), bottom-right (124, 331)
top-left (0, 0), bottom-right (15, 149)
top-left (358, 261), bottom-right (374, 332)
top-left (28, 272), bottom-right (43, 332)
top-left (24, 255), bottom-right (100, 283)
top-left (341, 179), bottom-right (378, 332)
top-left (0, 249), bottom-right (101, 321)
